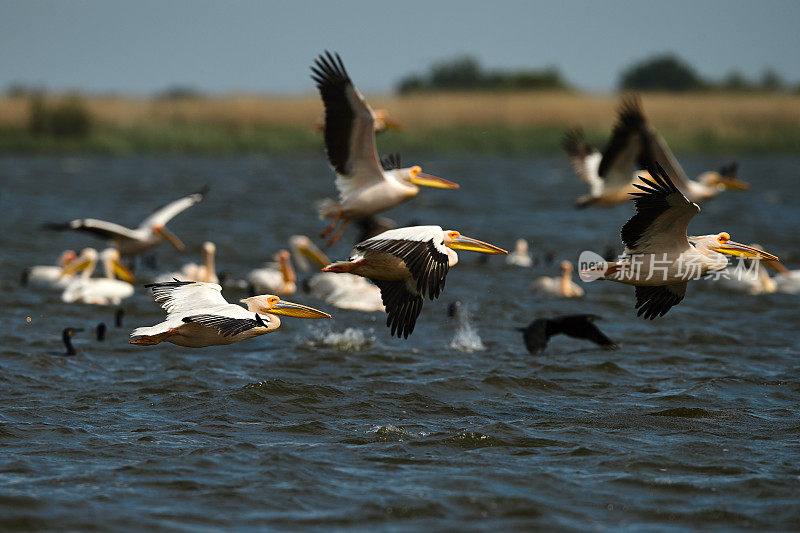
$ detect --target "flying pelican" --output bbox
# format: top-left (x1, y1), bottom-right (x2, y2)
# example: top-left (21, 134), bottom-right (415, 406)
top-left (587, 164), bottom-right (778, 318)
top-left (21, 250), bottom-right (77, 287)
top-left (130, 280), bottom-right (332, 348)
top-left (322, 226), bottom-right (507, 338)
top-left (506, 238), bottom-right (533, 267)
top-left (564, 97), bottom-right (748, 207)
top-left (531, 261), bottom-right (584, 297)
top-left (315, 108), bottom-right (402, 134)
top-left (517, 315), bottom-right (617, 354)
top-left (43, 186), bottom-right (208, 256)
top-left (156, 241), bottom-right (218, 284)
top-left (311, 51), bottom-right (460, 245)
top-left (61, 248), bottom-right (136, 305)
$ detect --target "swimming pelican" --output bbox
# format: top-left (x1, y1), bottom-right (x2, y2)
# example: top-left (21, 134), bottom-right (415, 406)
top-left (311, 51), bottom-right (460, 245)
top-left (564, 97), bottom-right (748, 207)
top-left (766, 261), bottom-right (800, 294)
top-left (531, 261), bottom-right (584, 297)
top-left (517, 315), bottom-right (617, 354)
top-left (506, 238), bottom-right (533, 267)
top-left (130, 280), bottom-right (331, 348)
top-left (248, 250), bottom-right (297, 296)
top-left (156, 241), bottom-right (218, 284)
top-left (21, 250), bottom-right (77, 287)
top-left (589, 164), bottom-right (778, 318)
top-left (322, 226), bottom-right (507, 338)
top-left (43, 186), bottom-right (208, 256)
top-left (61, 248), bottom-right (136, 305)
top-left (316, 108), bottom-right (402, 134)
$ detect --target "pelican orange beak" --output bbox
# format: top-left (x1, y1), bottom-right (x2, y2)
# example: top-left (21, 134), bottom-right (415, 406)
top-left (153, 225), bottom-right (185, 251)
top-left (269, 299), bottom-right (332, 319)
top-left (59, 257), bottom-right (93, 277)
top-left (409, 171), bottom-right (460, 190)
top-left (713, 241), bottom-right (779, 261)
top-left (763, 259), bottom-right (790, 275)
top-left (718, 176), bottom-right (750, 190)
top-left (111, 258), bottom-right (136, 283)
top-left (292, 237), bottom-right (331, 269)
top-left (446, 235), bottom-right (508, 255)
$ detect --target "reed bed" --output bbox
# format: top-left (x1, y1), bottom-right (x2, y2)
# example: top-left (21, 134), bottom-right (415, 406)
top-left (0, 92), bottom-right (798, 154)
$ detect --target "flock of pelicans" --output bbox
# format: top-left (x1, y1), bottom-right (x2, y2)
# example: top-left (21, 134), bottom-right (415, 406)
top-left (25, 51), bottom-right (800, 354)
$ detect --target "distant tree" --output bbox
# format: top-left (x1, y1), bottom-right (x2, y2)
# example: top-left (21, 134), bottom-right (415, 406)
top-left (759, 68), bottom-right (784, 91)
top-left (396, 56), bottom-right (569, 94)
top-left (722, 71), bottom-right (752, 92)
top-left (27, 92), bottom-right (92, 137)
top-left (619, 54), bottom-right (703, 92)
top-left (27, 92), bottom-right (48, 135)
top-left (157, 85), bottom-right (204, 100)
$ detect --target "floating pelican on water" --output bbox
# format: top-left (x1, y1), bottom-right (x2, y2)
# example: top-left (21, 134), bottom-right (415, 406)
top-left (565, 97), bottom-right (748, 207)
top-left (311, 51), bottom-right (459, 245)
top-left (155, 241), bottom-right (218, 284)
top-left (248, 250), bottom-right (297, 296)
top-left (587, 164), bottom-right (778, 319)
top-left (61, 248), bottom-right (136, 306)
top-left (44, 187), bottom-right (208, 256)
top-left (130, 281), bottom-right (332, 348)
top-left (21, 250), bottom-right (77, 288)
top-left (322, 226), bottom-right (507, 338)
top-left (506, 239), bottom-right (533, 267)
top-left (531, 261), bottom-right (584, 298)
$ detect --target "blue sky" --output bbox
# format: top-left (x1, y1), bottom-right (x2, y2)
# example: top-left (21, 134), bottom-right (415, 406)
top-left (2, 0), bottom-right (799, 95)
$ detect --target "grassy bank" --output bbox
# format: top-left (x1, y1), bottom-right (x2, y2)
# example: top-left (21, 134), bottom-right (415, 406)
top-left (1, 92), bottom-right (798, 154)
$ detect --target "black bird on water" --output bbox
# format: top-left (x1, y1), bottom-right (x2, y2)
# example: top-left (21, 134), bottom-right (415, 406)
top-left (517, 314), bottom-right (617, 354)
top-left (59, 327), bottom-right (83, 356)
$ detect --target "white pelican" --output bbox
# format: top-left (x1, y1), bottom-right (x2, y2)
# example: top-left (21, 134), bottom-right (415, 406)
top-left (286, 235), bottom-right (385, 311)
top-left (21, 250), bottom-right (77, 287)
top-left (248, 250), bottom-right (297, 296)
top-left (155, 241), bottom-right (218, 284)
top-left (765, 261), bottom-right (800, 294)
top-left (506, 238), bottom-right (533, 267)
top-left (130, 280), bottom-right (331, 348)
top-left (311, 51), bottom-right (460, 245)
top-left (531, 261), bottom-right (585, 297)
top-left (517, 315), bottom-right (617, 354)
top-left (316, 108), bottom-right (402, 134)
top-left (589, 164), bottom-right (778, 318)
top-left (322, 226), bottom-right (507, 338)
top-left (564, 97), bottom-right (748, 207)
top-left (44, 186), bottom-right (208, 256)
top-left (61, 248), bottom-right (136, 305)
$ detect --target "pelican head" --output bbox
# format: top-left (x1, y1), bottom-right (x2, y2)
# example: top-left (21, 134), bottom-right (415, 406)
top-left (60, 247), bottom-right (98, 277)
top-left (289, 235), bottom-right (331, 271)
top-left (560, 260), bottom-right (573, 273)
top-left (203, 241), bottom-right (216, 255)
top-left (373, 109), bottom-right (403, 132)
top-left (401, 166), bottom-right (460, 190)
top-left (240, 295), bottom-right (332, 319)
top-left (697, 164), bottom-right (749, 191)
top-left (100, 248), bottom-right (136, 283)
top-left (443, 231), bottom-right (508, 255)
top-left (692, 233), bottom-right (779, 261)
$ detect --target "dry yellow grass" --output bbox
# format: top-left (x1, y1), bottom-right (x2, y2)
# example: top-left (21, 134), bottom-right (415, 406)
top-left (1, 92), bottom-right (798, 153)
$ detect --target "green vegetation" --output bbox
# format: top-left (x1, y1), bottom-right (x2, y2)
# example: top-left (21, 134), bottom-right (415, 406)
top-left (397, 56), bottom-right (568, 94)
top-left (27, 93), bottom-right (93, 137)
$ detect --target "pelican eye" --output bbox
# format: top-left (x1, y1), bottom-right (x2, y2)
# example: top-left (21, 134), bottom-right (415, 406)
top-left (447, 231), bottom-right (460, 240)
top-left (268, 296), bottom-right (280, 306)
top-left (718, 233), bottom-right (730, 244)
top-left (410, 166), bottom-right (421, 176)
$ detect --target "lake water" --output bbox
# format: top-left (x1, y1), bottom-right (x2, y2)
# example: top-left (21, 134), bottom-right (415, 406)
top-left (1, 154), bottom-right (799, 530)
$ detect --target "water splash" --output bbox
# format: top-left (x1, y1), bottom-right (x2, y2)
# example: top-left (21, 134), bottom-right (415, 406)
top-left (302, 326), bottom-right (375, 351)
top-left (448, 302), bottom-right (486, 353)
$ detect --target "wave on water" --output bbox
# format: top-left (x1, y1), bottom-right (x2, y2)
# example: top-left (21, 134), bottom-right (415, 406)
top-left (300, 326), bottom-right (375, 351)
top-left (449, 302), bottom-right (485, 353)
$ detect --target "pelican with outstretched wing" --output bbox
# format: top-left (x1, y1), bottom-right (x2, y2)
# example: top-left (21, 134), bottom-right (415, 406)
top-left (44, 186), bottom-right (208, 256)
top-left (565, 97), bottom-right (748, 207)
top-left (322, 226), bottom-right (507, 338)
top-left (311, 51), bottom-right (459, 246)
top-left (130, 281), bottom-right (331, 348)
top-left (588, 164), bottom-right (778, 319)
